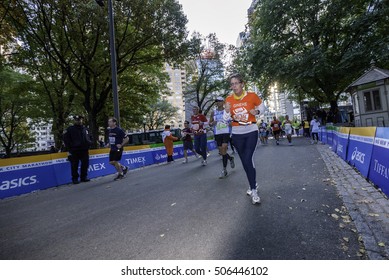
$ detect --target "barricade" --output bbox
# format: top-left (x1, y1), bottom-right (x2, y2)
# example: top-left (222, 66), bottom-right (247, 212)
top-left (0, 140), bottom-right (217, 199)
top-left (368, 128), bottom-right (389, 196)
top-left (346, 127), bottom-right (376, 178)
top-left (336, 127), bottom-right (351, 161)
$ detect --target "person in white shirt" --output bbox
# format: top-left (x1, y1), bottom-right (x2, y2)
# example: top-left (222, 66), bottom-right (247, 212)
top-left (310, 116), bottom-right (321, 144)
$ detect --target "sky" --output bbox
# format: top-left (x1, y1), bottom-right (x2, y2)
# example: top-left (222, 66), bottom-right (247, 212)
top-left (177, 0), bottom-right (253, 46)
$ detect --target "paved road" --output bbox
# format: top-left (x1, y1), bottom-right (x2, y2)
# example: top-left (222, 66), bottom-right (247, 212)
top-left (0, 137), bottom-right (367, 259)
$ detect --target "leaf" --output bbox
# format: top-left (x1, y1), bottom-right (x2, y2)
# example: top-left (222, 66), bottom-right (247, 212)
top-left (378, 242), bottom-right (385, 247)
top-left (343, 237), bottom-right (349, 243)
top-left (339, 223), bottom-right (345, 229)
top-left (335, 208), bottom-right (340, 212)
top-left (331, 214), bottom-right (339, 220)
top-left (351, 229), bottom-right (357, 233)
top-left (368, 213), bottom-right (380, 217)
top-left (171, 203), bottom-right (176, 206)
top-left (288, 207), bottom-right (293, 210)
top-left (277, 196), bottom-right (282, 199)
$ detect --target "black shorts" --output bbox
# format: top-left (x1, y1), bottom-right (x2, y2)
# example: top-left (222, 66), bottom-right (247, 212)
top-left (273, 130), bottom-right (281, 135)
top-left (215, 133), bottom-right (230, 147)
top-left (109, 148), bottom-right (123, 162)
top-left (183, 140), bottom-right (194, 150)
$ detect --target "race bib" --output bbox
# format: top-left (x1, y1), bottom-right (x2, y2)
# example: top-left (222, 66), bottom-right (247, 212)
top-left (192, 124), bottom-right (199, 130)
top-left (109, 136), bottom-right (116, 145)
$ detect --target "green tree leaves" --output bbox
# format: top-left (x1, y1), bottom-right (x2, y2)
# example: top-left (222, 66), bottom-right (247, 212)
top-left (239, 0), bottom-right (389, 110)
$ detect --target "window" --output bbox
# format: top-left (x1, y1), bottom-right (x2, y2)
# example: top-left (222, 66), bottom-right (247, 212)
top-left (363, 89), bottom-right (382, 112)
top-left (353, 95), bottom-right (359, 114)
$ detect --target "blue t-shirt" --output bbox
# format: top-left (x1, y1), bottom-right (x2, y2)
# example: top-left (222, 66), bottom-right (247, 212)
top-left (108, 127), bottom-right (126, 151)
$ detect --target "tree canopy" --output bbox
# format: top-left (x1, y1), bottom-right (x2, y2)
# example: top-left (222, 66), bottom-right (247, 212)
top-left (239, 0), bottom-right (389, 110)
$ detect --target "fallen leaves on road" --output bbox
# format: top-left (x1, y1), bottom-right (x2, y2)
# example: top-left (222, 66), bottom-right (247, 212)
top-left (378, 242), bottom-right (385, 247)
top-left (171, 203), bottom-right (176, 206)
top-left (368, 213), bottom-right (380, 217)
top-left (343, 237), bottom-right (349, 243)
top-left (331, 214), bottom-right (340, 220)
top-left (339, 223), bottom-right (345, 228)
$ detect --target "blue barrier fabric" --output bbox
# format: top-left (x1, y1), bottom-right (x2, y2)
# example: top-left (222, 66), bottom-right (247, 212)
top-left (346, 127), bottom-right (376, 178)
top-left (336, 127), bottom-right (350, 161)
top-left (368, 128), bottom-right (389, 196)
top-left (0, 140), bottom-right (217, 199)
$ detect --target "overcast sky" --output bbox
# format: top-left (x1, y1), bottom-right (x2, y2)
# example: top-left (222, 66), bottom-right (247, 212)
top-left (177, 0), bottom-right (253, 46)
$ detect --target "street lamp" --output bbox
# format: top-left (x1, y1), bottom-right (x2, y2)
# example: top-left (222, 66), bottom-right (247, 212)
top-left (95, 0), bottom-right (120, 127)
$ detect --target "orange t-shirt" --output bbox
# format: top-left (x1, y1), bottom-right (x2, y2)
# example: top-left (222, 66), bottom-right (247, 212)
top-left (225, 91), bottom-right (262, 126)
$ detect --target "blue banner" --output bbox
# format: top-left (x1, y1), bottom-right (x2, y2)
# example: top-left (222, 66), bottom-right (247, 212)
top-left (0, 156), bottom-right (57, 199)
top-left (321, 127), bottom-right (327, 144)
top-left (336, 127), bottom-right (350, 161)
top-left (368, 128), bottom-right (389, 197)
top-left (327, 127), bottom-right (333, 147)
top-left (331, 127), bottom-right (339, 153)
top-left (346, 127), bottom-right (376, 178)
top-left (0, 140), bottom-right (218, 199)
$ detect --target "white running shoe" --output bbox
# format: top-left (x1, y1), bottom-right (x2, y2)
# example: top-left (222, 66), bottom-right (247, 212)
top-left (201, 160), bottom-right (207, 166)
top-left (182, 159), bottom-right (188, 164)
top-left (246, 184), bottom-right (258, 196)
top-left (218, 169), bottom-right (228, 179)
top-left (251, 189), bottom-right (261, 204)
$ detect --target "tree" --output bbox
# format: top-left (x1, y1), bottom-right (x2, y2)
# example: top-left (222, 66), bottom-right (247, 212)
top-left (184, 33), bottom-right (231, 116)
top-left (144, 99), bottom-right (178, 130)
top-left (0, 68), bottom-right (37, 157)
top-left (5, 0), bottom-right (189, 146)
top-left (240, 0), bottom-right (389, 115)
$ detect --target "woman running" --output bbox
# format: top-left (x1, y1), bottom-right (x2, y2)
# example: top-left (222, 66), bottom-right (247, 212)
top-left (223, 73), bottom-right (265, 205)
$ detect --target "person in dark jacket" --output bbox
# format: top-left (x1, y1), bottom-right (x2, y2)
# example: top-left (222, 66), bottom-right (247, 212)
top-left (63, 115), bottom-right (92, 184)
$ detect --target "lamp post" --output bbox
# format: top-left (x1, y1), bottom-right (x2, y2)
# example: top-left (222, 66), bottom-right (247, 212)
top-left (95, 0), bottom-right (120, 127)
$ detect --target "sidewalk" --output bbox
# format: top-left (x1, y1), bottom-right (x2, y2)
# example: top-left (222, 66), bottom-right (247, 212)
top-left (318, 143), bottom-right (389, 260)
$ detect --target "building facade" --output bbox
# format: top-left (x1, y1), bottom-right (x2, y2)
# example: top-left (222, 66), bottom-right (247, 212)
top-left (164, 63), bottom-right (186, 128)
top-left (347, 66), bottom-right (389, 127)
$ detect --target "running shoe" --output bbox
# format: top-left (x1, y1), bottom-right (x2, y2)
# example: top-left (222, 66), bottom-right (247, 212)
top-left (251, 189), bottom-right (261, 205)
top-left (201, 160), bottom-right (207, 166)
top-left (122, 166), bottom-right (128, 175)
top-left (114, 174), bottom-right (124, 181)
top-left (182, 159), bottom-right (188, 164)
top-left (246, 184), bottom-right (258, 196)
top-left (276, 141), bottom-right (279, 145)
top-left (218, 169), bottom-right (228, 179)
top-left (230, 156), bottom-right (235, 168)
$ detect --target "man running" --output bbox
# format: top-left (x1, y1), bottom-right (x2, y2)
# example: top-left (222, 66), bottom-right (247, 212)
top-left (259, 119), bottom-right (268, 145)
top-left (282, 115), bottom-right (293, 146)
top-left (271, 116), bottom-right (282, 145)
top-left (210, 97), bottom-right (235, 179)
top-left (107, 117), bottom-right (129, 180)
top-left (181, 121), bottom-right (198, 163)
top-left (191, 106), bottom-right (208, 166)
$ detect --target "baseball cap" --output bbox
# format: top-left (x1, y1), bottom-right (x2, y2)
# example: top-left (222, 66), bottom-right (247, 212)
top-left (73, 115), bottom-right (84, 120)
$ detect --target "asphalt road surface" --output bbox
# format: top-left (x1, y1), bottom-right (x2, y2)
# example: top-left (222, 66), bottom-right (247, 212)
top-left (0, 137), bottom-right (363, 260)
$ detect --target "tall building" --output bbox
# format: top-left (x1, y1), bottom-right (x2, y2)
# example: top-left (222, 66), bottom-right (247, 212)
top-left (27, 120), bottom-right (55, 151)
top-left (164, 63), bottom-right (186, 128)
top-left (265, 85), bottom-right (294, 121)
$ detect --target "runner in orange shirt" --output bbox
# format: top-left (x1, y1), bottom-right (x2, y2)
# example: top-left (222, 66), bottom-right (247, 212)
top-left (223, 73), bottom-right (265, 205)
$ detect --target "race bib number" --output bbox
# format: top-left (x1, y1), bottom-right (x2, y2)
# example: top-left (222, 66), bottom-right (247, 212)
top-left (216, 122), bottom-right (228, 130)
top-left (192, 124), bottom-right (199, 130)
top-left (274, 123), bottom-right (279, 128)
top-left (109, 136), bottom-right (116, 145)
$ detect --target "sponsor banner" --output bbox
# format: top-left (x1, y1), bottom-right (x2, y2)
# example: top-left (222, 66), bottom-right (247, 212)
top-left (122, 150), bottom-right (155, 170)
top-left (346, 127), bottom-right (376, 177)
top-left (326, 126), bottom-right (333, 147)
top-left (320, 127), bottom-right (327, 144)
top-left (0, 141), bottom-right (217, 199)
top-left (331, 127), bottom-right (339, 153)
top-left (0, 155), bottom-right (57, 199)
top-left (368, 128), bottom-right (389, 196)
top-left (336, 127), bottom-right (350, 160)
top-left (207, 140), bottom-right (217, 151)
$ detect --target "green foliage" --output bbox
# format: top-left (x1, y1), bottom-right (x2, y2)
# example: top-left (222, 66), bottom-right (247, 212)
top-left (0, 68), bottom-right (37, 156)
top-left (236, 0), bottom-right (389, 109)
top-left (184, 33), bottom-right (231, 116)
top-left (144, 99), bottom-right (178, 130)
top-left (4, 0), bottom-right (189, 147)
